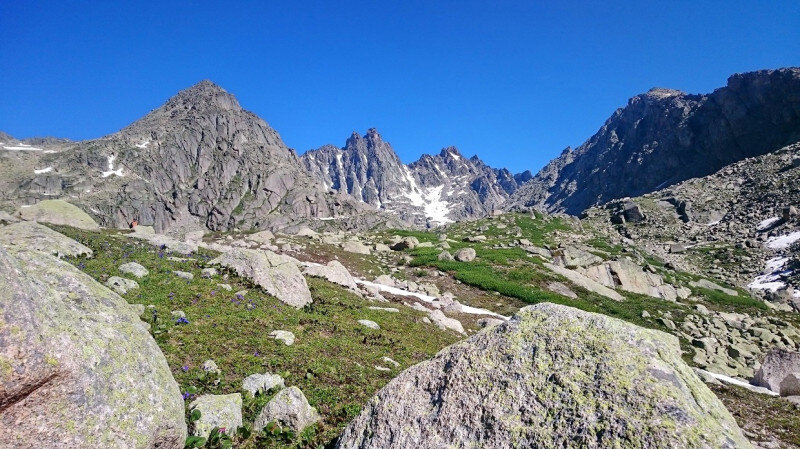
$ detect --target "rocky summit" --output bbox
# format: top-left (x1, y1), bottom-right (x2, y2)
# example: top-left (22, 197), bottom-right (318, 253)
top-left (2, 66), bottom-right (800, 449)
top-left (509, 68), bottom-right (800, 215)
top-left (301, 128), bottom-right (529, 226)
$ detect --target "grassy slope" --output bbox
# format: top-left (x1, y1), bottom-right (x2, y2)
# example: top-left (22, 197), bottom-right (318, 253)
top-left (53, 226), bottom-right (460, 448)
top-left (50, 213), bottom-right (800, 448)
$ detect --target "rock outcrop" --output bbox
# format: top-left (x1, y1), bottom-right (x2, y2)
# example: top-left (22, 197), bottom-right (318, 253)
top-left (211, 248), bottom-right (312, 308)
top-left (0, 245), bottom-right (186, 448)
top-left (510, 68), bottom-right (800, 215)
top-left (337, 303), bottom-right (751, 449)
top-left (0, 221), bottom-right (92, 258)
top-left (16, 199), bottom-right (100, 230)
top-left (752, 349), bottom-right (800, 396)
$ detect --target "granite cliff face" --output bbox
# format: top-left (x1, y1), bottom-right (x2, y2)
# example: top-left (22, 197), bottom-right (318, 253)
top-left (509, 68), bottom-right (800, 215)
top-left (301, 129), bottom-right (529, 226)
top-left (0, 81), bottom-right (378, 233)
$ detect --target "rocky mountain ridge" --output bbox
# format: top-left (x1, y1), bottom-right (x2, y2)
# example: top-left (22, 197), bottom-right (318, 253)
top-left (301, 129), bottom-right (530, 226)
top-left (0, 81), bottom-right (393, 234)
top-left (509, 67), bottom-right (800, 215)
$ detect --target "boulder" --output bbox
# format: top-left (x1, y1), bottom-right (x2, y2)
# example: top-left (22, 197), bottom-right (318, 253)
top-left (129, 229), bottom-right (198, 255)
top-left (427, 309), bottom-right (464, 334)
top-left (202, 359), bottom-right (220, 375)
top-left (358, 319), bottom-right (380, 330)
top-left (242, 373), bottom-right (285, 396)
top-left (454, 247), bottom-right (476, 262)
top-left (342, 241), bottom-right (371, 255)
top-left (0, 221), bottom-right (92, 258)
top-left (544, 263), bottom-right (624, 301)
top-left (552, 246), bottom-right (602, 268)
top-left (437, 250), bottom-right (454, 261)
top-left (390, 237), bottom-right (419, 251)
top-left (248, 229), bottom-right (275, 244)
top-left (211, 248), bottom-right (312, 308)
top-left (0, 246), bottom-right (186, 448)
top-left (105, 276), bottom-right (139, 295)
top-left (690, 279), bottom-right (739, 296)
top-left (189, 394), bottom-right (243, 437)
top-left (546, 281), bottom-right (578, 299)
top-left (303, 260), bottom-right (359, 291)
top-left (669, 243), bottom-right (688, 254)
top-left (119, 262), bottom-right (149, 278)
top-left (201, 267), bottom-right (217, 278)
top-left (173, 270), bottom-right (194, 280)
top-left (253, 387), bottom-right (321, 434)
top-left (336, 303), bottom-right (751, 449)
top-left (752, 349), bottom-right (800, 396)
top-left (16, 199), bottom-right (100, 230)
top-left (270, 330), bottom-right (296, 346)
top-left (581, 259), bottom-right (678, 301)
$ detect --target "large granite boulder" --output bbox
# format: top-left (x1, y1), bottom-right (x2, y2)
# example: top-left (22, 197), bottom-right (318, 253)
top-left (0, 245), bottom-right (186, 448)
top-left (253, 386), bottom-right (320, 434)
top-left (581, 258), bottom-right (679, 301)
top-left (0, 221), bottom-right (92, 258)
top-left (16, 199), bottom-right (100, 230)
top-left (303, 260), bottom-right (359, 291)
top-left (188, 394), bottom-right (243, 438)
top-left (336, 303), bottom-right (751, 449)
top-left (211, 248), bottom-right (312, 308)
top-left (752, 349), bottom-right (800, 396)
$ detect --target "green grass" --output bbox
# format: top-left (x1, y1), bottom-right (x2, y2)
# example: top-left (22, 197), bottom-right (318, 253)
top-left (52, 225), bottom-right (461, 448)
top-left (693, 287), bottom-right (768, 313)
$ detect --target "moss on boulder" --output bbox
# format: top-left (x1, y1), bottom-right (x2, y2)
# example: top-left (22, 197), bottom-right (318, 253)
top-left (0, 245), bottom-right (186, 448)
top-left (336, 302), bottom-right (752, 449)
top-left (16, 199), bottom-right (100, 230)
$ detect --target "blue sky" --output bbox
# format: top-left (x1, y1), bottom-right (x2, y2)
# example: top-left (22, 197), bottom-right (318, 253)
top-left (1, 1), bottom-right (798, 173)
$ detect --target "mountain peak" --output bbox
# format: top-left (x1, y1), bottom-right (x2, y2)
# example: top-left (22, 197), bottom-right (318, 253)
top-left (165, 80), bottom-right (241, 112)
top-left (643, 87), bottom-right (685, 100)
top-left (439, 146), bottom-right (463, 159)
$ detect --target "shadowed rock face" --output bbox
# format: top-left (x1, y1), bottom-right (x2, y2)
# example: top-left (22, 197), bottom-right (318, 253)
top-left (336, 303), bottom-right (752, 449)
top-left (0, 244), bottom-right (186, 448)
top-left (301, 129), bottom-right (528, 226)
top-left (0, 81), bottom-right (374, 233)
top-left (509, 68), bottom-right (800, 215)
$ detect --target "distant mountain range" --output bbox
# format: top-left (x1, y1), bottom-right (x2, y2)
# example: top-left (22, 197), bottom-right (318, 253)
top-left (301, 128), bottom-right (531, 226)
top-left (2, 67), bottom-right (799, 232)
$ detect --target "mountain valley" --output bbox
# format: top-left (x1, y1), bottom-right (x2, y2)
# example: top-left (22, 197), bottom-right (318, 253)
top-left (2, 67), bottom-right (800, 449)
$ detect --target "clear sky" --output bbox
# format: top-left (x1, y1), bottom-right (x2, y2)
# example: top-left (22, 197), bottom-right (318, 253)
top-left (1, 1), bottom-right (798, 173)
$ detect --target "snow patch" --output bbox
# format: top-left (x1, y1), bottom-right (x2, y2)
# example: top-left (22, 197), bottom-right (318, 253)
top-left (135, 140), bottom-right (150, 149)
top-left (399, 167), bottom-right (453, 225)
top-left (696, 369), bottom-right (778, 396)
top-left (101, 155), bottom-right (124, 178)
top-left (766, 231), bottom-right (800, 250)
top-left (3, 144), bottom-right (43, 151)
top-left (757, 216), bottom-right (781, 231)
top-left (423, 185), bottom-right (453, 225)
top-left (34, 167), bottom-right (53, 174)
top-left (748, 257), bottom-right (791, 292)
top-left (354, 279), bottom-right (508, 319)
